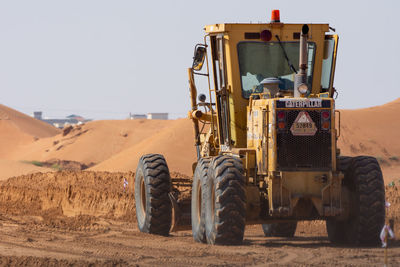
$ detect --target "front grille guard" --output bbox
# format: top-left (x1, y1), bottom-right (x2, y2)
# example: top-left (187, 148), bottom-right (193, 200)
top-left (276, 110), bottom-right (332, 171)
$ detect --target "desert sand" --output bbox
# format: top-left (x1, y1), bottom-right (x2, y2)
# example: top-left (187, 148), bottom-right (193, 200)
top-left (338, 98), bottom-right (400, 183)
top-left (0, 171), bottom-right (398, 266)
top-left (0, 159), bottom-right (51, 181)
top-left (0, 100), bottom-right (399, 266)
top-left (3, 99), bottom-right (400, 182)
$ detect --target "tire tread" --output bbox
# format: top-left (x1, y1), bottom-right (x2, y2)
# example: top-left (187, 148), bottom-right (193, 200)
top-left (206, 155), bottom-right (246, 245)
top-left (135, 154), bottom-right (172, 236)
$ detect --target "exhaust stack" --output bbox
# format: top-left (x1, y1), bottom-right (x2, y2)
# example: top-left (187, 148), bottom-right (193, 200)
top-left (294, 24), bottom-right (310, 97)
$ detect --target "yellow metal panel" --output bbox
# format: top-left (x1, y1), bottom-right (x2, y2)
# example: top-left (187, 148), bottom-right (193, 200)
top-left (329, 34), bottom-right (339, 97)
top-left (282, 171), bottom-right (331, 197)
top-left (199, 21), bottom-right (342, 219)
top-left (310, 28), bottom-right (328, 95)
top-left (205, 23), bottom-right (329, 35)
top-left (331, 100), bottom-right (337, 171)
top-left (207, 23), bottom-right (331, 150)
top-left (204, 24), bottom-right (226, 33)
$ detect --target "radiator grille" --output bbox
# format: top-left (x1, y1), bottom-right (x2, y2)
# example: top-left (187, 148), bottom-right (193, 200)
top-left (276, 110), bottom-right (332, 170)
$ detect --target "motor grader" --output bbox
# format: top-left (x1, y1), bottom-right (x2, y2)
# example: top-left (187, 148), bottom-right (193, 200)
top-left (133, 10), bottom-right (385, 245)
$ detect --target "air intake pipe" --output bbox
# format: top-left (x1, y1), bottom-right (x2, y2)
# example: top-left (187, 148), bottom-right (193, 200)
top-left (294, 24), bottom-right (309, 98)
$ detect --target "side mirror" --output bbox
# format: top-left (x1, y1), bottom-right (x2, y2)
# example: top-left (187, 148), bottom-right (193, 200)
top-left (192, 45), bottom-right (207, 71)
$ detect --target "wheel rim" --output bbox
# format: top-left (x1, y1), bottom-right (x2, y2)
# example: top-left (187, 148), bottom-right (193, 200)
top-left (211, 182), bottom-right (215, 223)
top-left (140, 177), bottom-right (146, 218)
top-left (196, 181), bottom-right (202, 223)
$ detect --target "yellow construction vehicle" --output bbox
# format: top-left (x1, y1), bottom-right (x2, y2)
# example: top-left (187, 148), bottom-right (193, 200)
top-left (134, 10), bottom-right (385, 245)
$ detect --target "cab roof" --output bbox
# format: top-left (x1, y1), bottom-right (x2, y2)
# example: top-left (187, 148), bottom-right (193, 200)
top-left (204, 23), bottom-right (330, 35)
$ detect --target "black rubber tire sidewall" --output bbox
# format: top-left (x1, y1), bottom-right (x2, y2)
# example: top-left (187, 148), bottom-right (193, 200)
top-left (204, 168), bottom-right (216, 243)
top-left (326, 156), bottom-right (385, 246)
top-left (134, 154), bottom-right (172, 236)
top-left (135, 165), bottom-right (147, 232)
top-left (204, 155), bottom-right (246, 245)
top-left (191, 158), bottom-right (209, 243)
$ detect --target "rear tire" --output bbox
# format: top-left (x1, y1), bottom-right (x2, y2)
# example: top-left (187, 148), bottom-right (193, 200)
top-left (204, 155), bottom-right (246, 245)
top-left (326, 156), bottom-right (385, 245)
top-left (337, 156), bottom-right (353, 173)
top-left (326, 156), bottom-right (353, 244)
top-left (191, 158), bottom-right (210, 243)
top-left (262, 222), bottom-right (297, 237)
top-left (135, 154), bottom-right (172, 236)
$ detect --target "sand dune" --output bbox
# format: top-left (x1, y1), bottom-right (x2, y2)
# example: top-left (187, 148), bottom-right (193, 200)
top-left (90, 118), bottom-right (196, 175)
top-left (338, 98), bottom-right (400, 158)
top-left (338, 98), bottom-right (400, 182)
top-left (0, 104), bottom-right (60, 138)
top-left (1, 99), bottom-right (399, 181)
top-left (10, 119), bottom-right (172, 165)
top-left (0, 104), bottom-right (60, 158)
top-left (0, 159), bottom-right (51, 181)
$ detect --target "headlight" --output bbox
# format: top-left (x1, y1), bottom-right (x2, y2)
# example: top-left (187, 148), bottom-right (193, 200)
top-left (298, 83), bottom-right (308, 94)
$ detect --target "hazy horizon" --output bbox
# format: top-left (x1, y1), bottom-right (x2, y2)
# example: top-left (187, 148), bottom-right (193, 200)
top-left (1, 0), bottom-right (399, 120)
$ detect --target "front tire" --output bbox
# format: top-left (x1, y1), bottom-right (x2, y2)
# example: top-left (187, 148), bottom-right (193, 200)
top-left (326, 156), bottom-right (385, 245)
top-left (204, 155), bottom-right (246, 245)
top-left (191, 158), bottom-right (210, 243)
top-left (135, 154), bottom-right (172, 236)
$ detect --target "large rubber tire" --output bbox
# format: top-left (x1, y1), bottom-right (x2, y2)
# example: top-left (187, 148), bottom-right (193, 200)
top-left (337, 156), bottom-right (353, 173)
top-left (326, 156), bottom-right (385, 246)
top-left (325, 156), bottom-right (354, 244)
top-left (191, 158), bottom-right (210, 243)
top-left (204, 155), bottom-right (246, 245)
top-left (135, 154), bottom-right (172, 236)
top-left (262, 222), bottom-right (297, 237)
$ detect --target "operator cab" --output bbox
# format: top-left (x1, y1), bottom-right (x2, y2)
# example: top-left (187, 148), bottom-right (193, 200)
top-left (238, 40), bottom-right (315, 98)
top-left (190, 10), bottom-right (339, 149)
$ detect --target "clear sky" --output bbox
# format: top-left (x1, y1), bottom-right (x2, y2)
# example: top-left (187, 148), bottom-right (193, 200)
top-left (1, 0), bottom-right (399, 120)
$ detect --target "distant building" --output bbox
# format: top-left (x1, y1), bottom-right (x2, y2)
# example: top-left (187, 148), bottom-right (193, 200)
top-left (66, 114), bottom-right (85, 122)
top-left (33, 111), bottom-right (42, 120)
top-left (147, 113), bottom-right (168, 120)
top-left (129, 113), bottom-right (147, 120)
top-left (33, 111), bottom-right (92, 129)
top-left (128, 112), bottom-right (169, 120)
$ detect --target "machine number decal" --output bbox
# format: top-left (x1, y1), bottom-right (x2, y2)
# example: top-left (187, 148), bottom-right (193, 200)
top-left (290, 111), bottom-right (317, 136)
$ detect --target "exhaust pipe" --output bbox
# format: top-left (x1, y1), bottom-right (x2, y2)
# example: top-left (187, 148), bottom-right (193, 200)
top-left (294, 24), bottom-right (309, 98)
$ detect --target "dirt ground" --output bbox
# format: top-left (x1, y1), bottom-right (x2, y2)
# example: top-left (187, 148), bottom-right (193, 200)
top-left (0, 171), bottom-right (399, 266)
top-left (1, 216), bottom-right (399, 267)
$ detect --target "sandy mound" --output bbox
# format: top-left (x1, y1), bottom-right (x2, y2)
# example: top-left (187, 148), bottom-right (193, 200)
top-left (0, 104), bottom-right (60, 138)
top-left (2, 98), bottom-right (400, 181)
top-left (0, 159), bottom-right (51, 181)
top-left (338, 98), bottom-right (400, 183)
top-left (0, 171), bottom-right (135, 220)
top-left (0, 104), bottom-right (60, 158)
top-left (338, 98), bottom-right (400, 158)
top-left (10, 119), bottom-right (173, 166)
top-left (90, 119), bottom-right (196, 175)
top-left (0, 171), bottom-right (399, 238)
top-left (0, 171), bottom-right (187, 222)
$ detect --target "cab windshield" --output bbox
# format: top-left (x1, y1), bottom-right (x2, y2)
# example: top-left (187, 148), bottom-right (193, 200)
top-left (237, 41), bottom-right (316, 98)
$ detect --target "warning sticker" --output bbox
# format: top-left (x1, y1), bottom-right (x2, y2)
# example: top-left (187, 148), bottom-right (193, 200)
top-left (290, 111), bottom-right (317, 136)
